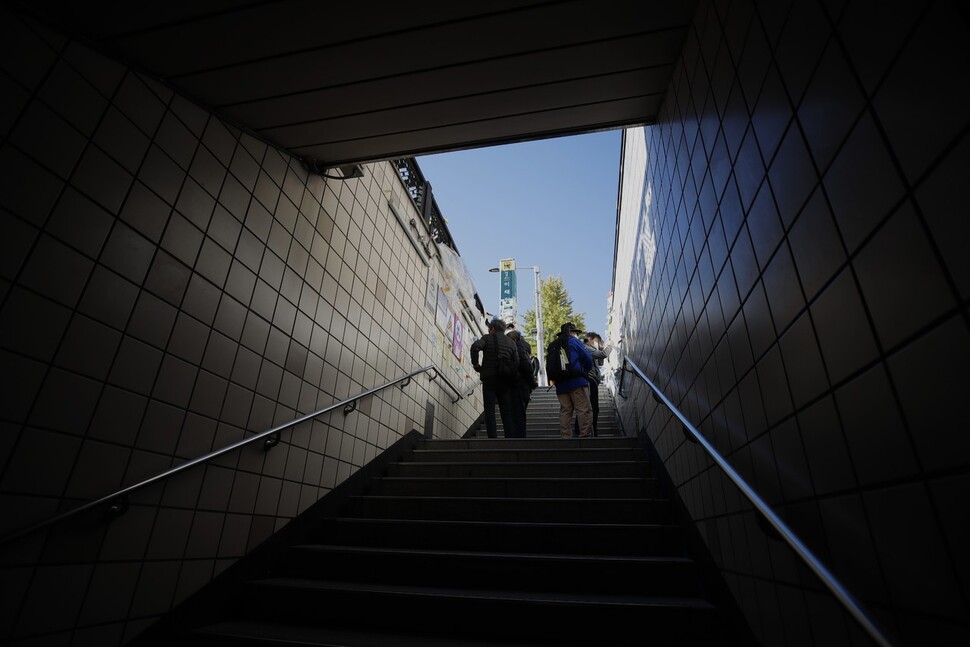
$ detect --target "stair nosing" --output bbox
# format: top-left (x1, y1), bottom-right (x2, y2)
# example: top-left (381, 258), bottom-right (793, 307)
top-left (192, 621), bottom-right (547, 647)
top-left (412, 448), bottom-right (640, 452)
top-left (322, 517), bottom-right (680, 530)
top-left (373, 476), bottom-right (656, 482)
top-left (251, 577), bottom-right (716, 610)
top-left (290, 544), bottom-right (695, 565)
top-left (349, 495), bottom-right (669, 504)
top-left (391, 460), bottom-right (649, 466)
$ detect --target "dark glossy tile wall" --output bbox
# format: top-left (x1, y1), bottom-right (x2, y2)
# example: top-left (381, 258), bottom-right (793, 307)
top-left (0, 8), bottom-right (482, 645)
top-left (614, 0), bottom-right (969, 643)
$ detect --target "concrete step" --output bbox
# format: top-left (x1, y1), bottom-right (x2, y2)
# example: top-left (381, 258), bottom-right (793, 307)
top-left (368, 476), bottom-right (663, 499)
top-left (314, 517), bottom-right (684, 556)
top-left (281, 545), bottom-right (703, 597)
top-left (189, 621), bottom-right (547, 647)
top-left (406, 447), bottom-right (645, 463)
top-left (426, 437), bottom-right (634, 450)
top-left (343, 495), bottom-right (675, 524)
top-left (385, 460), bottom-right (652, 479)
top-left (237, 578), bottom-right (721, 645)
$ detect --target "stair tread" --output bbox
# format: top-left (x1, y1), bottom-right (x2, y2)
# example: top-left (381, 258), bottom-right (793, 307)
top-left (425, 441), bottom-right (628, 446)
top-left (322, 516), bottom-right (679, 530)
top-left (349, 495), bottom-right (667, 503)
top-left (374, 476), bottom-right (655, 483)
top-left (370, 476), bottom-right (660, 495)
top-left (414, 448), bottom-right (637, 452)
top-left (194, 621), bottom-right (548, 647)
top-left (252, 577), bottom-right (717, 609)
top-left (424, 438), bottom-right (628, 448)
top-left (135, 397), bottom-right (750, 646)
top-left (394, 460), bottom-right (649, 466)
top-left (291, 544), bottom-right (695, 565)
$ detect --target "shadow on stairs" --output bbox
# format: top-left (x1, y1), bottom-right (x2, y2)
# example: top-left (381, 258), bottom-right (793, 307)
top-left (132, 427), bottom-right (751, 646)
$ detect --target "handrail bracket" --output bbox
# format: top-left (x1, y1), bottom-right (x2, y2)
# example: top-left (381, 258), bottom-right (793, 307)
top-left (263, 431), bottom-right (281, 451)
top-left (105, 495), bottom-right (129, 519)
top-left (682, 424), bottom-right (699, 444)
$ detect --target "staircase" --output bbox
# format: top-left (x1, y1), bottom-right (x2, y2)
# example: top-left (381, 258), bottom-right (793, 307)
top-left (530, 383), bottom-right (620, 437)
top-left (486, 383), bottom-right (621, 438)
top-left (136, 388), bottom-right (746, 646)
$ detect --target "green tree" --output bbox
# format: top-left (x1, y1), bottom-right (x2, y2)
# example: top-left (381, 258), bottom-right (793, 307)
top-left (522, 275), bottom-right (586, 355)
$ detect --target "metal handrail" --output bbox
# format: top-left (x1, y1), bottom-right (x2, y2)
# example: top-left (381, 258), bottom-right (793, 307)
top-left (1, 365), bottom-right (443, 546)
top-left (456, 378), bottom-right (482, 403)
top-left (430, 368), bottom-right (480, 404)
top-left (618, 355), bottom-right (893, 647)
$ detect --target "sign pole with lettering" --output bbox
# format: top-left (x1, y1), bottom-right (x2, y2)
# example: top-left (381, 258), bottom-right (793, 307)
top-left (499, 258), bottom-right (516, 324)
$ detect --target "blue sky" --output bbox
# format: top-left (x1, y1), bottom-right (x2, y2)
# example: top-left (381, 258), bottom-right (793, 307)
top-left (416, 129), bottom-right (622, 337)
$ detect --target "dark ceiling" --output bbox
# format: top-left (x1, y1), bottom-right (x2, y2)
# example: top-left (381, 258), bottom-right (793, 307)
top-left (19, 0), bottom-right (697, 167)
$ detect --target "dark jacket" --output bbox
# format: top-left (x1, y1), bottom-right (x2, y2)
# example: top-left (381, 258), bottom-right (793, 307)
top-left (553, 334), bottom-right (593, 395)
top-left (470, 331), bottom-right (518, 388)
top-left (512, 335), bottom-right (534, 387)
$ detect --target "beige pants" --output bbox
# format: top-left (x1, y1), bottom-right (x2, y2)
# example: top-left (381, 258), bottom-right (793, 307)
top-left (558, 386), bottom-right (593, 437)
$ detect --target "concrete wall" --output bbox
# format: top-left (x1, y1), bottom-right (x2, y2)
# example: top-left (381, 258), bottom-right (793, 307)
top-left (611, 0), bottom-right (969, 644)
top-left (0, 7), bottom-right (483, 645)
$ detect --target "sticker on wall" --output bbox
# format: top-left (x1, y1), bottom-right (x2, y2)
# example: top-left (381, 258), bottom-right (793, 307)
top-left (435, 287), bottom-right (451, 333)
top-left (426, 269), bottom-right (437, 312)
top-left (452, 313), bottom-right (464, 361)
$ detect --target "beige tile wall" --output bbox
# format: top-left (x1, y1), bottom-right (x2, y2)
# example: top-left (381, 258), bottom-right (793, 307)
top-left (0, 7), bottom-right (483, 644)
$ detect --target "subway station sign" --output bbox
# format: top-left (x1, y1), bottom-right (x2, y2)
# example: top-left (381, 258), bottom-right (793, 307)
top-left (499, 258), bottom-right (516, 322)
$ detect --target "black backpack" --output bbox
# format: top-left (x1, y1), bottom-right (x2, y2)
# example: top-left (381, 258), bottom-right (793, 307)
top-left (488, 334), bottom-right (519, 381)
top-left (545, 336), bottom-right (584, 383)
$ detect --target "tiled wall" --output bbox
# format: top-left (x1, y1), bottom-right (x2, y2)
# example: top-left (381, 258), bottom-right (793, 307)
top-left (612, 0), bottom-right (969, 644)
top-left (0, 8), bottom-right (483, 645)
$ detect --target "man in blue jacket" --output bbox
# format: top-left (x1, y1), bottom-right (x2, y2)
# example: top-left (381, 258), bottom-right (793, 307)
top-left (553, 322), bottom-right (594, 438)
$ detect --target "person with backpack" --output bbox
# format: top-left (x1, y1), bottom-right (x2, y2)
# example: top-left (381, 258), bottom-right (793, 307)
top-left (546, 322), bottom-right (594, 438)
top-left (572, 332), bottom-right (612, 436)
top-left (471, 318), bottom-right (520, 438)
top-left (506, 329), bottom-right (535, 437)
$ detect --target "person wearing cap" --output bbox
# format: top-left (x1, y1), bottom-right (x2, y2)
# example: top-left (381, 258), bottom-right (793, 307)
top-left (553, 322), bottom-right (594, 438)
top-left (470, 317), bottom-right (520, 438)
top-left (573, 332), bottom-right (612, 436)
